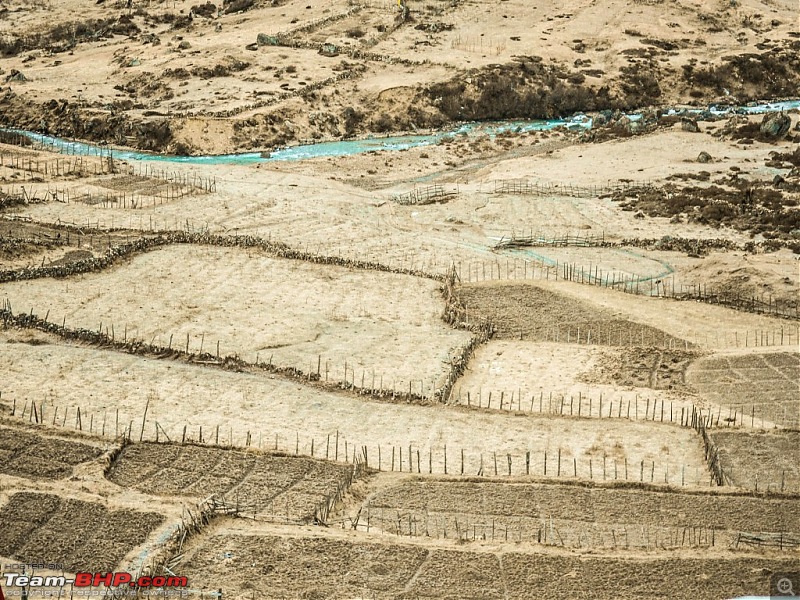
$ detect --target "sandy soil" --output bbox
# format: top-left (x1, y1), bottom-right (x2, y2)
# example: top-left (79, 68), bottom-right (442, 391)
top-left (0, 329), bottom-right (709, 482)
top-left (8, 123), bottom-right (798, 294)
top-left (0, 244), bottom-right (471, 389)
top-left (529, 278), bottom-right (799, 350)
top-left (1, 0), bottom-right (799, 592)
top-left (453, 340), bottom-right (699, 417)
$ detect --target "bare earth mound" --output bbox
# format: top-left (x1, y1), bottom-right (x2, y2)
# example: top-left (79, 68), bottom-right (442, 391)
top-left (0, 491), bottom-right (164, 573)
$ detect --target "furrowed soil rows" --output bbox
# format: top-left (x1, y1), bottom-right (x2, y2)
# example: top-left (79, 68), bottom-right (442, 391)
top-left (711, 430), bottom-right (800, 492)
top-left (107, 442), bottom-right (355, 521)
top-left (0, 244), bottom-right (471, 390)
top-left (0, 426), bottom-right (102, 479)
top-left (363, 478), bottom-right (800, 547)
top-left (686, 352), bottom-right (800, 428)
top-left (457, 281), bottom-right (688, 347)
top-left (177, 522), bottom-right (799, 599)
top-left (0, 492), bottom-right (163, 572)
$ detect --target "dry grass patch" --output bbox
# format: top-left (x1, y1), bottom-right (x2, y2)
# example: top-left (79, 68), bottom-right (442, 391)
top-left (711, 430), bottom-right (800, 493)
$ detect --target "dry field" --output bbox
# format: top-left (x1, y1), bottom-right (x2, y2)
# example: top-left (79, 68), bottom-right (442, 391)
top-left (0, 243), bottom-right (471, 390)
top-left (175, 520), bottom-right (800, 600)
top-left (107, 442), bottom-right (356, 521)
top-left (458, 281), bottom-right (688, 346)
top-left (1, 0), bottom-right (799, 596)
top-left (359, 476), bottom-right (800, 548)
top-left (0, 491), bottom-right (164, 573)
top-left (450, 341), bottom-right (706, 426)
top-left (0, 329), bottom-right (712, 482)
top-left (711, 430), bottom-right (800, 492)
top-left (686, 351), bottom-right (800, 428)
top-left (0, 424), bottom-right (103, 479)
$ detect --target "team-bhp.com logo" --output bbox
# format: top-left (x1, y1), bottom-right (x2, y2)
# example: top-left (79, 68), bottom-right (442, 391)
top-left (3, 572), bottom-right (187, 592)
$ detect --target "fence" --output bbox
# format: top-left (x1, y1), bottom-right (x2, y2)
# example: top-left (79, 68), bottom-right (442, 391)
top-left (0, 150), bottom-right (116, 178)
top-left (0, 140), bottom-right (218, 193)
top-left (449, 388), bottom-right (761, 429)
top-left (341, 506), bottom-right (737, 550)
top-left (495, 232), bottom-right (610, 248)
top-left (492, 178), bottom-right (653, 199)
top-left (5, 400), bottom-right (720, 489)
top-left (455, 255), bottom-right (799, 320)
top-left (391, 184), bottom-right (459, 205)
top-left (734, 532), bottom-right (800, 550)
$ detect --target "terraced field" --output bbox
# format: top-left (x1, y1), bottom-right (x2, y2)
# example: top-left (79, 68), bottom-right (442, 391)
top-left (107, 442), bottom-right (356, 521)
top-left (0, 492), bottom-right (164, 573)
top-left (0, 425), bottom-right (103, 479)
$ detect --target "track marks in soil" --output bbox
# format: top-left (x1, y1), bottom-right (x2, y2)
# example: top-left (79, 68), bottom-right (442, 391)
top-left (583, 348), bottom-right (699, 389)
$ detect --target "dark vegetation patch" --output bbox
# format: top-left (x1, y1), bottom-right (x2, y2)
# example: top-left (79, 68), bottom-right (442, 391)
top-left (0, 15), bottom-right (140, 56)
top-left (190, 58), bottom-right (250, 79)
top-left (612, 183), bottom-right (800, 248)
top-left (0, 95), bottom-right (176, 153)
top-left (192, 2), bottom-right (218, 18)
top-left (223, 0), bottom-right (256, 14)
top-left (422, 56), bottom-right (621, 122)
top-left (682, 49), bottom-right (800, 100)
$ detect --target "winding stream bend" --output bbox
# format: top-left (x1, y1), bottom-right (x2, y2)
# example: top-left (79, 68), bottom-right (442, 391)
top-left (4, 98), bottom-right (795, 165)
top-left (3, 116), bottom-right (589, 165)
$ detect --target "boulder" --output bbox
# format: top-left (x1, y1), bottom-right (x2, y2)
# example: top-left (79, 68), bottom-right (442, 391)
top-left (5, 69), bottom-right (26, 82)
top-left (257, 33), bottom-right (279, 46)
top-left (681, 117), bottom-right (700, 133)
top-left (759, 111), bottom-right (791, 139)
top-left (697, 151), bottom-right (713, 163)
